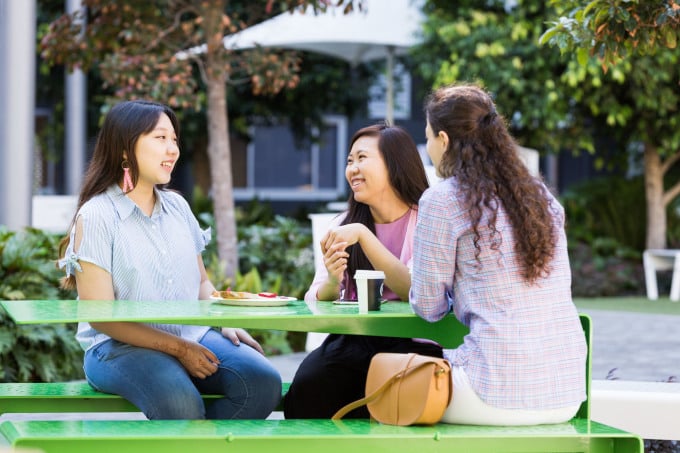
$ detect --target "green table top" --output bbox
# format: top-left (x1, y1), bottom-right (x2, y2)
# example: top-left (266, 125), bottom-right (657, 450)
top-left (0, 299), bottom-right (467, 348)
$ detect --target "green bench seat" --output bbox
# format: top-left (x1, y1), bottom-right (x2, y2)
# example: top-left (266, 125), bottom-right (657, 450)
top-left (0, 315), bottom-right (643, 452)
top-left (0, 382), bottom-right (290, 414)
top-left (0, 418), bottom-right (642, 453)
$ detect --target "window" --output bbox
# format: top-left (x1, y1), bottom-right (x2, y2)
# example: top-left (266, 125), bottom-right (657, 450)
top-left (233, 115), bottom-right (347, 201)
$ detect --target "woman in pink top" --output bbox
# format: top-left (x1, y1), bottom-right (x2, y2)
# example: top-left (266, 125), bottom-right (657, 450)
top-left (283, 124), bottom-right (443, 419)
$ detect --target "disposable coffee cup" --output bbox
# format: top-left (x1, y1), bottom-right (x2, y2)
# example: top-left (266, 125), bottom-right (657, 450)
top-left (354, 270), bottom-right (385, 314)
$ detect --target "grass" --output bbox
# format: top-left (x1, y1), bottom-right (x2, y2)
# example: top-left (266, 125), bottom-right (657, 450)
top-left (574, 296), bottom-right (680, 316)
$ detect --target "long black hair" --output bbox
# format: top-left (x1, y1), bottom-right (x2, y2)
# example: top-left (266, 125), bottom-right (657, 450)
top-left (58, 100), bottom-right (180, 289)
top-left (342, 124), bottom-right (429, 294)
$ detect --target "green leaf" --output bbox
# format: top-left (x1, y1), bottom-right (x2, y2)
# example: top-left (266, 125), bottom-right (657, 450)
top-left (665, 28), bottom-right (677, 49)
top-left (583, 0), bottom-right (600, 17)
top-left (577, 47), bottom-right (589, 66)
top-left (0, 328), bottom-right (15, 354)
top-left (656, 12), bottom-right (667, 26)
top-left (538, 26), bottom-right (558, 46)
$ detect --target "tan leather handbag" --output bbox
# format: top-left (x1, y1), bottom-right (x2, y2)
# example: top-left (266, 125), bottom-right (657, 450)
top-left (332, 352), bottom-right (452, 426)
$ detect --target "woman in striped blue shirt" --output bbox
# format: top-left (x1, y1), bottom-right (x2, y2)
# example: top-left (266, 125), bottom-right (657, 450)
top-left (57, 100), bottom-right (281, 420)
top-left (410, 83), bottom-right (587, 425)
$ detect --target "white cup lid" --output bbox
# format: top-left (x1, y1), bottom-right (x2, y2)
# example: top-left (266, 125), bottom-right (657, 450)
top-left (354, 269), bottom-right (385, 279)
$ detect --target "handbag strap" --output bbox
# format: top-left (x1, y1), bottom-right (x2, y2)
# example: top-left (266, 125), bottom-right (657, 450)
top-left (331, 359), bottom-right (443, 420)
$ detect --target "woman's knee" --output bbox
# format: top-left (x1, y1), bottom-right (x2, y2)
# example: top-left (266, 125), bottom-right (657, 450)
top-left (256, 363), bottom-right (282, 391)
top-left (243, 359), bottom-right (282, 407)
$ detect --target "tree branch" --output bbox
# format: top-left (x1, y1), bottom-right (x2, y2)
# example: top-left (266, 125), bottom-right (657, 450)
top-left (186, 53), bottom-right (208, 85)
top-left (661, 150), bottom-right (680, 174)
top-left (664, 180), bottom-right (680, 207)
top-left (141, 5), bottom-right (196, 54)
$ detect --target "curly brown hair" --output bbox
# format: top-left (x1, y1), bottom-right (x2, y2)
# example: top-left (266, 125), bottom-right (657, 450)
top-left (425, 83), bottom-right (557, 283)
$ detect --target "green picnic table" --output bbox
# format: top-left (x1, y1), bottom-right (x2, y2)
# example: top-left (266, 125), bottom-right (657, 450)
top-left (0, 298), bottom-right (642, 453)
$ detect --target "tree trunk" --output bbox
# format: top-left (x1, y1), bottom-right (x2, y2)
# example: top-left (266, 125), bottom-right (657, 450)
top-left (203, 2), bottom-right (238, 280)
top-left (192, 135), bottom-right (210, 196)
top-left (644, 143), bottom-right (666, 250)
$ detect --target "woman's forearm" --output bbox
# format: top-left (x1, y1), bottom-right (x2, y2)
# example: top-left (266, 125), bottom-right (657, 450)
top-left (358, 232), bottom-right (412, 301)
top-left (315, 277), bottom-right (341, 301)
top-left (89, 321), bottom-right (189, 358)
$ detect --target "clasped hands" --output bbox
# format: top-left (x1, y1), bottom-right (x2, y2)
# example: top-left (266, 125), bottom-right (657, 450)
top-left (321, 223), bottom-right (367, 284)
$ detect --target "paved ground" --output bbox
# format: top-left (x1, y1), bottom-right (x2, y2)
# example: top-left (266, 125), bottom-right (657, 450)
top-left (276, 308), bottom-right (680, 383)
top-left (580, 308), bottom-right (680, 382)
top-left (2, 308), bottom-right (678, 424)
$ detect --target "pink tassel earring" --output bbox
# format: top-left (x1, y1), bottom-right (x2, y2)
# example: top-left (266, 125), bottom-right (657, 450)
top-left (121, 160), bottom-right (134, 193)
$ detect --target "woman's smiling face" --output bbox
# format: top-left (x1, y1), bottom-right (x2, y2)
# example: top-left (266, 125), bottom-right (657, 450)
top-left (132, 113), bottom-right (180, 190)
top-left (345, 134), bottom-right (391, 206)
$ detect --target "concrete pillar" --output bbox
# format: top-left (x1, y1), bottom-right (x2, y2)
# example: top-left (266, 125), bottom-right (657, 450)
top-left (544, 153), bottom-right (559, 192)
top-left (65, 0), bottom-right (86, 195)
top-left (0, 0), bottom-right (36, 230)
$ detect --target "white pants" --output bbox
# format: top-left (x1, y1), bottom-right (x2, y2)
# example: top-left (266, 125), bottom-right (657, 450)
top-left (441, 366), bottom-right (580, 425)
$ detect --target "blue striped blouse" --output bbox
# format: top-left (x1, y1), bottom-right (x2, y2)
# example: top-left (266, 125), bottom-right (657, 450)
top-left (59, 185), bottom-right (211, 351)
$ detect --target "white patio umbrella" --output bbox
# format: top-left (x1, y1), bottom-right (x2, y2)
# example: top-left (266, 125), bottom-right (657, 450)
top-left (222, 0), bottom-right (425, 124)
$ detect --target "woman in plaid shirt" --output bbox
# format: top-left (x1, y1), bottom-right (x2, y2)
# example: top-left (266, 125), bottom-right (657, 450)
top-left (410, 83), bottom-right (587, 425)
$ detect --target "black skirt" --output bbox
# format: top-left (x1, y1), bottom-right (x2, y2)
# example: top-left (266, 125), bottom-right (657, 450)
top-left (283, 334), bottom-right (443, 419)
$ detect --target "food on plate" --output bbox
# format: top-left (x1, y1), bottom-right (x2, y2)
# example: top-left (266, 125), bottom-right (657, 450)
top-left (211, 289), bottom-right (278, 300)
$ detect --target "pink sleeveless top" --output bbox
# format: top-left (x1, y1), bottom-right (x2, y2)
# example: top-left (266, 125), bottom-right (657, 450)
top-left (343, 210), bottom-right (411, 300)
top-left (304, 208), bottom-right (418, 302)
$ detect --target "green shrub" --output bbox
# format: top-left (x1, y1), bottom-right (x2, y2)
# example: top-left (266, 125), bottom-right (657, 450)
top-left (561, 175), bottom-right (648, 297)
top-left (0, 226), bottom-right (83, 382)
top-left (199, 202), bottom-right (315, 354)
top-left (561, 175), bottom-right (647, 251)
top-left (236, 216), bottom-right (314, 299)
top-left (666, 198), bottom-right (680, 249)
top-left (568, 241), bottom-right (644, 297)
top-left (235, 216), bottom-right (314, 354)
top-left (199, 208), bottom-right (314, 300)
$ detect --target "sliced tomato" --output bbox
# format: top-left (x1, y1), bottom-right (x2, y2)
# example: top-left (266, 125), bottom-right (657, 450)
top-left (258, 292), bottom-right (278, 298)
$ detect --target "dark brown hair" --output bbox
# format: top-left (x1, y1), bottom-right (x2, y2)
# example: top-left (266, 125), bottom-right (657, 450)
top-left (424, 83), bottom-right (556, 283)
top-left (342, 123), bottom-right (429, 293)
top-left (58, 100), bottom-right (180, 289)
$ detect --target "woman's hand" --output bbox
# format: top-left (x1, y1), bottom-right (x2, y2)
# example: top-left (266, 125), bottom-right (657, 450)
top-left (176, 340), bottom-right (220, 379)
top-left (322, 223), bottom-right (367, 253)
top-left (221, 327), bottom-right (265, 355)
top-left (314, 223), bottom-right (368, 301)
top-left (322, 222), bottom-right (412, 301)
top-left (322, 239), bottom-right (349, 284)
top-left (320, 223), bottom-right (367, 280)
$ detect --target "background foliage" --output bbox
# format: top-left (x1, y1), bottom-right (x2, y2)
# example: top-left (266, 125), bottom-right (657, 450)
top-left (414, 0), bottom-right (680, 252)
top-left (198, 199), bottom-right (315, 355)
top-left (412, 0), bottom-right (583, 153)
top-left (541, 0), bottom-right (680, 251)
top-left (562, 173), bottom-right (680, 297)
top-left (0, 227), bottom-right (82, 382)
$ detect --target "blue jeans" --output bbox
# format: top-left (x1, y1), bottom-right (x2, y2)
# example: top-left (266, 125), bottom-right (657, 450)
top-left (84, 329), bottom-right (282, 420)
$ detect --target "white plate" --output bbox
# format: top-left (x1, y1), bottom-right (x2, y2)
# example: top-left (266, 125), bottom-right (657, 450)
top-left (209, 295), bottom-right (296, 307)
top-left (332, 300), bottom-right (358, 305)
